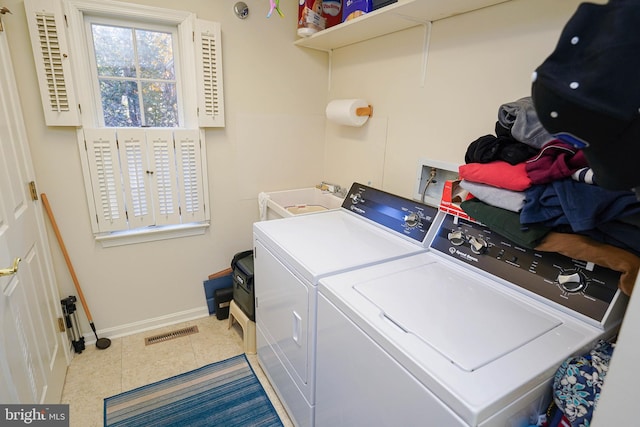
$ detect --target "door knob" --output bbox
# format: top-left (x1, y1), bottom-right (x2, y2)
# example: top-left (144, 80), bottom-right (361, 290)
top-left (0, 257), bottom-right (21, 277)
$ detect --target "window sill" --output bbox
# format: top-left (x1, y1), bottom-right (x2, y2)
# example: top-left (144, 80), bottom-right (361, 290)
top-left (96, 222), bottom-right (209, 248)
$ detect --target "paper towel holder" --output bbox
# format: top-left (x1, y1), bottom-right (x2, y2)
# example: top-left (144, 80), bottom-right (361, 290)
top-left (326, 99), bottom-right (373, 126)
top-left (356, 105), bottom-right (373, 117)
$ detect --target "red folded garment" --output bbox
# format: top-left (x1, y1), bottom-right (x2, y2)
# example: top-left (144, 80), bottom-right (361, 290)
top-left (459, 161), bottom-right (532, 191)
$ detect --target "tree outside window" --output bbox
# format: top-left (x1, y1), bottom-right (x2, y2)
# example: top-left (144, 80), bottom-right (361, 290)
top-left (91, 24), bottom-right (179, 128)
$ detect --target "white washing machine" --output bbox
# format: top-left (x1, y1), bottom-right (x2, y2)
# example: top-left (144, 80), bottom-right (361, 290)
top-left (316, 213), bottom-right (628, 427)
top-left (253, 183), bottom-right (440, 427)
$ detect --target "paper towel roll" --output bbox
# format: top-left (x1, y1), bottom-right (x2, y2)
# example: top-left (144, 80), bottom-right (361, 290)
top-left (325, 99), bottom-right (371, 127)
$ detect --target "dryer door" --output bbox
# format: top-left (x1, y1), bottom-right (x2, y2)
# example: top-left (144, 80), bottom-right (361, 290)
top-left (254, 241), bottom-right (311, 387)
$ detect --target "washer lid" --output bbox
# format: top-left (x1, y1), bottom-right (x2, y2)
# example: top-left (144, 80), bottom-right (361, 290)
top-left (354, 261), bottom-right (562, 372)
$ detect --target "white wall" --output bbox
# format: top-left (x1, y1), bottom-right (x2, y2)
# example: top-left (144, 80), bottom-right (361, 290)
top-left (3, 0), bottom-right (329, 336)
top-left (4, 0), bottom-right (636, 422)
top-left (324, 0), bottom-right (590, 198)
top-left (324, 2), bottom-right (635, 425)
top-left (5, 0), bottom-right (621, 350)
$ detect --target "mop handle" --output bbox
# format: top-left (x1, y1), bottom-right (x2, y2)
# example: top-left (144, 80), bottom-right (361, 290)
top-left (41, 193), bottom-right (95, 323)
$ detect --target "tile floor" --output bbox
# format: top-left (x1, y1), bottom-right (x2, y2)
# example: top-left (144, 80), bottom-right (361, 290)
top-left (60, 315), bottom-right (293, 427)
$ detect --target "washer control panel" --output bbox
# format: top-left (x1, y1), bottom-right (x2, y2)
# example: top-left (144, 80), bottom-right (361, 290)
top-left (342, 182), bottom-right (438, 245)
top-left (431, 213), bottom-right (623, 323)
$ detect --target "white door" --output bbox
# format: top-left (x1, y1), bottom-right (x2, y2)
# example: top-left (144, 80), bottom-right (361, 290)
top-left (0, 23), bottom-right (68, 403)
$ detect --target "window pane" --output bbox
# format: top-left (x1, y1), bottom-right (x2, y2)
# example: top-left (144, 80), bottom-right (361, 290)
top-left (99, 80), bottom-right (141, 127)
top-left (136, 30), bottom-right (175, 80)
top-left (92, 25), bottom-right (136, 78)
top-left (90, 21), bottom-right (180, 128)
top-left (141, 82), bottom-right (178, 127)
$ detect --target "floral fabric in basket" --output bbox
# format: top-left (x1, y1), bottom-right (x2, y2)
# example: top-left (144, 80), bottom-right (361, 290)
top-left (552, 339), bottom-right (615, 427)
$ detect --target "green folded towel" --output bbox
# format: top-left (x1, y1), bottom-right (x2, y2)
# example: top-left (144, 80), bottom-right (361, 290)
top-left (460, 199), bottom-right (551, 248)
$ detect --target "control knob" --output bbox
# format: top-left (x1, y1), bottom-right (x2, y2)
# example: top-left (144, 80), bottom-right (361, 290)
top-left (557, 268), bottom-right (587, 293)
top-left (350, 193), bottom-right (364, 204)
top-left (468, 236), bottom-right (488, 254)
top-left (404, 212), bottom-right (421, 228)
top-left (448, 230), bottom-right (465, 246)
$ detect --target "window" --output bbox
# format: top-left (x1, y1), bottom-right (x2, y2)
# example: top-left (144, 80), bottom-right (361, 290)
top-left (24, 0), bottom-right (225, 245)
top-left (87, 19), bottom-right (181, 127)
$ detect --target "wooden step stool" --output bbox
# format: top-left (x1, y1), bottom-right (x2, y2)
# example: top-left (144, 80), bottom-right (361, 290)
top-left (228, 300), bottom-right (256, 354)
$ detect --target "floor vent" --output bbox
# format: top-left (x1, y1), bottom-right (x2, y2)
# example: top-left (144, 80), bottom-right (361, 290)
top-left (145, 325), bottom-right (199, 346)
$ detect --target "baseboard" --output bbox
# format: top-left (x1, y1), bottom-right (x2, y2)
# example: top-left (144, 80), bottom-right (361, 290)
top-left (82, 306), bottom-right (210, 345)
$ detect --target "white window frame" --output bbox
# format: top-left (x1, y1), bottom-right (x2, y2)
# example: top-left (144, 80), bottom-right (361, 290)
top-left (24, 0), bottom-right (224, 246)
top-left (63, 0), bottom-right (200, 129)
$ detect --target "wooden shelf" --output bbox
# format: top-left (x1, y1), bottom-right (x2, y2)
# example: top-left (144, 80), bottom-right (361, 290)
top-left (294, 0), bottom-right (511, 51)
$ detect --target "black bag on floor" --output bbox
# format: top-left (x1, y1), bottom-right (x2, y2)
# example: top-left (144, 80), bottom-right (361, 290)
top-left (231, 250), bottom-right (255, 321)
top-left (213, 287), bottom-right (233, 320)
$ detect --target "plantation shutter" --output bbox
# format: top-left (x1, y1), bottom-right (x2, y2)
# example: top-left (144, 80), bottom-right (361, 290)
top-left (24, 0), bottom-right (81, 126)
top-left (83, 129), bottom-right (206, 234)
top-left (118, 129), bottom-right (154, 228)
top-left (195, 19), bottom-right (225, 128)
top-left (84, 129), bottom-right (128, 232)
top-left (175, 130), bottom-right (206, 223)
top-left (147, 130), bottom-right (181, 226)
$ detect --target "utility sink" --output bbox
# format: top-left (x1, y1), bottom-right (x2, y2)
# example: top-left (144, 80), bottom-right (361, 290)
top-left (259, 187), bottom-right (345, 220)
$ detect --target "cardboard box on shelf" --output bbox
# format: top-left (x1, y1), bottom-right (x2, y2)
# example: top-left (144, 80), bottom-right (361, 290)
top-left (342, 0), bottom-right (373, 22)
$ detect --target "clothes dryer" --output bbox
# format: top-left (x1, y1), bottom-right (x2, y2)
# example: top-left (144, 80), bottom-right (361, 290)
top-left (253, 183), bottom-right (439, 427)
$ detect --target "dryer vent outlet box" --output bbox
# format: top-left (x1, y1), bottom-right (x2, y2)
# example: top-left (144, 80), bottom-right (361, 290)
top-left (414, 158), bottom-right (459, 207)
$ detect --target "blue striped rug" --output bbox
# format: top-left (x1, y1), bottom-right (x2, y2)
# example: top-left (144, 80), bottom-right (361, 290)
top-left (104, 354), bottom-right (283, 426)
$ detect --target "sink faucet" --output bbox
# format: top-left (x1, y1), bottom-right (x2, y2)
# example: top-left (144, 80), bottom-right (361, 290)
top-left (318, 181), bottom-right (347, 198)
